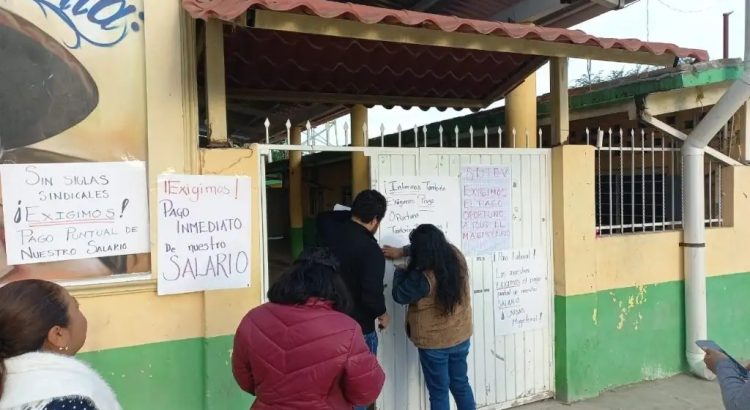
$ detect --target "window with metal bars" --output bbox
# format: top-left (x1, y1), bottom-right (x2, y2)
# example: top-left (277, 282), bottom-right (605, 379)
top-left (596, 172), bottom-right (682, 234)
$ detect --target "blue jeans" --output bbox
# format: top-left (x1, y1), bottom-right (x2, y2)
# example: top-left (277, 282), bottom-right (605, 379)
top-left (418, 339), bottom-right (475, 410)
top-left (354, 332), bottom-right (379, 410)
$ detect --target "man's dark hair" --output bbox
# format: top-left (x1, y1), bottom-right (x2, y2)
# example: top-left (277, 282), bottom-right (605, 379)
top-left (267, 247), bottom-right (351, 313)
top-left (351, 190), bottom-right (387, 224)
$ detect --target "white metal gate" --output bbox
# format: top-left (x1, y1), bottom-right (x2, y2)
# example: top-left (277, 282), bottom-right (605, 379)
top-left (370, 147), bottom-right (554, 410)
top-left (257, 143), bottom-right (554, 410)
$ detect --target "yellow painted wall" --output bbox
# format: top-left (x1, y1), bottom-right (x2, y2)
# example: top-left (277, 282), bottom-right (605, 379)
top-left (72, 147), bottom-right (265, 352)
top-left (67, 0), bottom-right (206, 353)
top-left (199, 148), bottom-right (265, 337)
top-left (75, 288), bottom-right (204, 352)
top-left (506, 73), bottom-right (538, 148)
top-left (555, 145), bottom-right (750, 297)
top-left (552, 145), bottom-right (597, 296)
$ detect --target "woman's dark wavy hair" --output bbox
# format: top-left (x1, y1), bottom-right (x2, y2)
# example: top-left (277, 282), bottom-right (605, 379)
top-left (407, 224), bottom-right (466, 316)
top-left (0, 280), bottom-right (70, 399)
top-left (267, 247), bottom-right (350, 313)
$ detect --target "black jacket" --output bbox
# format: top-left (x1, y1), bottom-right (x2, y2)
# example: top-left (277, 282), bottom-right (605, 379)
top-left (317, 211), bottom-right (386, 334)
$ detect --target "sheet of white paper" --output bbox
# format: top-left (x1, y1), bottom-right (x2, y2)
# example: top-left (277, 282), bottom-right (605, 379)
top-left (157, 174), bottom-right (252, 295)
top-left (378, 176), bottom-right (461, 248)
top-left (493, 248), bottom-right (548, 335)
top-left (0, 162), bottom-right (149, 265)
top-left (461, 164), bottom-right (512, 255)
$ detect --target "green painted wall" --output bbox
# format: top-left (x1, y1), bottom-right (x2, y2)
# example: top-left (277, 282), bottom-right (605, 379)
top-left (290, 227), bottom-right (304, 259)
top-left (555, 272), bottom-right (750, 403)
top-left (79, 336), bottom-right (253, 410)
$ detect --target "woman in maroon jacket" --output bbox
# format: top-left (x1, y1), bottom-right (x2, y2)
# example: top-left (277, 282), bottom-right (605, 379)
top-left (232, 247), bottom-right (386, 409)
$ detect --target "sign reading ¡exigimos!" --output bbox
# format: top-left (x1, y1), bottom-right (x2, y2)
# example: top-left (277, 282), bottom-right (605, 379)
top-left (157, 174), bottom-right (252, 296)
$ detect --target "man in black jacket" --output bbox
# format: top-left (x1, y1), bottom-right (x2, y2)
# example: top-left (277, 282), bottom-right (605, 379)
top-left (317, 190), bottom-right (390, 358)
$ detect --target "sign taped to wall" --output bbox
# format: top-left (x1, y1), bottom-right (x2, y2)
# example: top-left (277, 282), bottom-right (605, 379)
top-left (0, 162), bottom-right (149, 265)
top-left (379, 176), bottom-right (461, 247)
top-left (493, 248), bottom-right (548, 335)
top-left (157, 174), bottom-right (251, 295)
top-left (461, 165), bottom-right (512, 255)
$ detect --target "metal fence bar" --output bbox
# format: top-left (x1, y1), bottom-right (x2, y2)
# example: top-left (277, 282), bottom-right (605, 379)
top-left (256, 118), bottom-right (724, 237)
top-left (599, 219), bottom-right (722, 232)
top-left (608, 129), bottom-right (613, 236)
top-left (619, 129), bottom-right (624, 234)
top-left (718, 163), bottom-right (723, 226)
top-left (641, 130), bottom-right (646, 233)
top-left (631, 130), bottom-right (635, 233)
top-left (651, 132), bottom-right (656, 231)
top-left (708, 158), bottom-right (713, 228)
top-left (670, 138), bottom-right (677, 229)
top-left (264, 118), bottom-right (271, 163)
top-left (344, 122), bottom-right (350, 147)
top-left (597, 140), bottom-right (602, 231)
top-left (661, 135), bottom-right (666, 231)
top-left (597, 147), bottom-right (680, 152)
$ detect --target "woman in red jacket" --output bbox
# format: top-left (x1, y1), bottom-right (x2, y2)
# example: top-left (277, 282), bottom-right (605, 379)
top-left (232, 247), bottom-right (386, 410)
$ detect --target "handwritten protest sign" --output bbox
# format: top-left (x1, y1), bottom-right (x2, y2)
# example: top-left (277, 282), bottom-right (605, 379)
top-left (461, 165), bottom-right (512, 255)
top-left (378, 176), bottom-right (461, 247)
top-left (157, 174), bottom-right (251, 295)
top-left (493, 248), bottom-right (548, 335)
top-left (0, 162), bottom-right (149, 265)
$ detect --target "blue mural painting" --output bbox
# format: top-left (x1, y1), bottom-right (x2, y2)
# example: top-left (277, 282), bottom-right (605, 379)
top-left (32, 0), bottom-right (144, 48)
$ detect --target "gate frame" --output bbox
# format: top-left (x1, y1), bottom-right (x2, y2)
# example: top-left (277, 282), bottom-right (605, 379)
top-left (253, 143), bottom-right (555, 409)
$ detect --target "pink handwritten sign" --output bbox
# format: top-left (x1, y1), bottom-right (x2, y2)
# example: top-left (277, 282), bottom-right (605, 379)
top-left (460, 165), bottom-right (511, 255)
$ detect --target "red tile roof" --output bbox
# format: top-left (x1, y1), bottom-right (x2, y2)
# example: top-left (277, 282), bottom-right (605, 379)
top-left (183, 0), bottom-right (708, 61)
top-left (187, 0), bottom-right (708, 141)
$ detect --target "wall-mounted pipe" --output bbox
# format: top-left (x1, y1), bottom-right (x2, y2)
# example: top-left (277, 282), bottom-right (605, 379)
top-left (683, 0), bottom-right (750, 379)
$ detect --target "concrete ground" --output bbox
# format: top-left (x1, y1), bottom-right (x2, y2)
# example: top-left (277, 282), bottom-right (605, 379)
top-left (520, 375), bottom-right (723, 409)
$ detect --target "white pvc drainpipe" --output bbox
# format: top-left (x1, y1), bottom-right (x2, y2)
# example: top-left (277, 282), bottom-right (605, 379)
top-left (683, 0), bottom-right (750, 379)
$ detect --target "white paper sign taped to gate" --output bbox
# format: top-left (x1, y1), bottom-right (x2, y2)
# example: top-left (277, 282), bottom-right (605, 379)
top-left (0, 162), bottom-right (149, 264)
top-left (493, 248), bottom-right (548, 335)
top-left (461, 164), bottom-right (512, 255)
top-left (157, 174), bottom-right (251, 295)
top-left (379, 176), bottom-right (461, 247)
